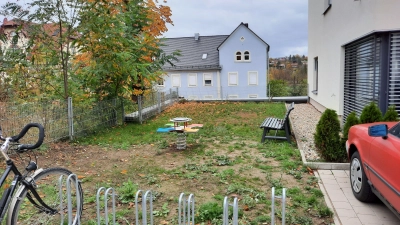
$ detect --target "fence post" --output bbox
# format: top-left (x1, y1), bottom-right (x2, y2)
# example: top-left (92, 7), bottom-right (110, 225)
top-left (138, 95), bottom-right (143, 124)
top-left (121, 98), bottom-right (125, 123)
top-left (67, 97), bottom-right (74, 140)
top-left (157, 91), bottom-right (161, 114)
top-left (223, 196), bottom-right (238, 225)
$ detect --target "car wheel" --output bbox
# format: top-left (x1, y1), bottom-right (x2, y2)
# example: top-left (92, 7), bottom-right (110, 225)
top-left (350, 151), bottom-right (377, 202)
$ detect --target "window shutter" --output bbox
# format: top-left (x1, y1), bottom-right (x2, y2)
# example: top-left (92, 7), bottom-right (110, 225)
top-left (248, 72), bottom-right (258, 85)
top-left (389, 33), bottom-right (400, 113)
top-left (229, 72), bottom-right (238, 86)
top-left (343, 35), bottom-right (380, 122)
top-left (188, 74), bottom-right (197, 87)
top-left (172, 75), bottom-right (181, 87)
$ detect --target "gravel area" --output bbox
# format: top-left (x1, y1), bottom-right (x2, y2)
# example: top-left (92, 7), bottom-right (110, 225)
top-left (289, 103), bottom-right (322, 161)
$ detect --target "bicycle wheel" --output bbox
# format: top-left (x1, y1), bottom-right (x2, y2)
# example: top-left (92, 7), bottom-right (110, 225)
top-left (7, 167), bottom-right (83, 225)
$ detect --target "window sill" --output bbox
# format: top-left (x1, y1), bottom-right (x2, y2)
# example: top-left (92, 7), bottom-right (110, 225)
top-left (311, 90), bottom-right (318, 95)
top-left (235, 60), bottom-right (251, 63)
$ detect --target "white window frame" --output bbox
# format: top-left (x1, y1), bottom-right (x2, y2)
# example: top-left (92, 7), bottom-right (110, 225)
top-left (312, 57), bottom-right (318, 94)
top-left (188, 95), bottom-right (198, 100)
top-left (203, 73), bottom-right (213, 86)
top-left (228, 72), bottom-right (238, 86)
top-left (235, 51), bottom-right (242, 61)
top-left (248, 94), bottom-right (258, 98)
top-left (171, 74), bottom-right (181, 87)
top-left (204, 95), bottom-right (213, 100)
top-left (188, 73), bottom-right (197, 87)
top-left (228, 95), bottom-right (239, 99)
top-left (157, 78), bottom-right (165, 87)
top-left (243, 51), bottom-right (251, 61)
top-left (248, 71), bottom-right (258, 86)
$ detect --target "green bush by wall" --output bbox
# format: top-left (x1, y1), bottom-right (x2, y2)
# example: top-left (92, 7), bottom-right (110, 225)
top-left (314, 109), bottom-right (346, 162)
top-left (359, 102), bottom-right (382, 123)
top-left (383, 105), bottom-right (399, 122)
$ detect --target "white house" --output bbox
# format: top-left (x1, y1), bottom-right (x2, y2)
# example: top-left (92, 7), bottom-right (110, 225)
top-left (159, 23), bottom-right (270, 100)
top-left (308, 0), bottom-right (400, 122)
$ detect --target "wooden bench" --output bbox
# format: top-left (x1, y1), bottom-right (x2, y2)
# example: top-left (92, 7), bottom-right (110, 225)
top-left (260, 102), bottom-right (294, 143)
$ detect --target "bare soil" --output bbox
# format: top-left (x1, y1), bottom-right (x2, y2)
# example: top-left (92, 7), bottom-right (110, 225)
top-left (8, 138), bottom-right (335, 225)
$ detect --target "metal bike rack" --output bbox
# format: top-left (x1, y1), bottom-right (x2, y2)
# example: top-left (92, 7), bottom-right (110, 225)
top-left (135, 190), bottom-right (154, 225)
top-left (59, 174), bottom-right (81, 225)
top-left (271, 187), bottom-right (286, 225)
top-left (178, 193), bottom-right (195, 225)
top-left (223, 196), bottom-right (238, 225)
top-left (96, 187), bottom-right (116, 225)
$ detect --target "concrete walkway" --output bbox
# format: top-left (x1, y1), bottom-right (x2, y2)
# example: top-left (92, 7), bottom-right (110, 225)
top-left (316, 170), bottom-right (399, 225)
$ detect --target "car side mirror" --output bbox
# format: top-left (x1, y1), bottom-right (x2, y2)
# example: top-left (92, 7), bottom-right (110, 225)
top-left (368, 124), bottom-right (388, 139)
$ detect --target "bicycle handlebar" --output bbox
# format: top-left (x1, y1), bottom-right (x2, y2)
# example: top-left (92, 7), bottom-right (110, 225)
top-left (1, 123), bottom-right (45, 151)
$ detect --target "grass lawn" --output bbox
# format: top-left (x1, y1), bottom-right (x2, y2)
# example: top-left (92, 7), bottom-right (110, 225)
top-left (36, 101), bottom-right (334, 224)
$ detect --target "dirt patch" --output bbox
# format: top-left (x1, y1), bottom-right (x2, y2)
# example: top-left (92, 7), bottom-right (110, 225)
top-left (8, 138), bottom-right (332, 224)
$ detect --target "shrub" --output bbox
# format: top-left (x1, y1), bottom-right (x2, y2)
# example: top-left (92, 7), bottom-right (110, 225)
top-left (359, 102), bottom-right (382, 123)
top-left (314, 109), bottom-right (346, 162)
top-left (383, 105), bottom-right (399, 122)
top-left (342, 111), bottom-right (360, 140)
top-left (268, 79), bottom-right (288, 100)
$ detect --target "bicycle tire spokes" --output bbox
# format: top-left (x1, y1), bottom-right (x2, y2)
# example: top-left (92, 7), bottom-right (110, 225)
top-left (9, 168), bottom-right (83, 225)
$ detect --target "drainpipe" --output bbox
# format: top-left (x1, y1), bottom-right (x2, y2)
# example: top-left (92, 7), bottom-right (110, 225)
top-left (217, 71), bottom-right (221, 99)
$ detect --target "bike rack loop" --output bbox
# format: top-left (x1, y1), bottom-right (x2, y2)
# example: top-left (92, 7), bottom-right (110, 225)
top-left (271, 187), bottom-right (286, 225)
top-left (135, 190), bottom-right (154, 225)
top-left (223, 196), bottom-right (238, 225)
top-left (96, 187), bottom-right (116, 225)
top-left (178, 193), bottom-right (195, 225)
top-left (58, 174), bottom-right (81, 225)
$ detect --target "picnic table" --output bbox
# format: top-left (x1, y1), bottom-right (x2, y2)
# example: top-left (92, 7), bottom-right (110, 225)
top-left (156, 117), bottom-right (203, 149)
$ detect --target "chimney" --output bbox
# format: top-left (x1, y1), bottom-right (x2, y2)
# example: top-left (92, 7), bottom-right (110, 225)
top-left (3, 18), bottom-right (7, 23)
top-left (194, 33), bottom-right (200, 41)
top-left (243, 23), bottom-right (248, 28)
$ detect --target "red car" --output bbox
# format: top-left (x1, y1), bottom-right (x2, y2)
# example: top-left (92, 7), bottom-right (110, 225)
top-left (346, 122), bottom-right (400, 219)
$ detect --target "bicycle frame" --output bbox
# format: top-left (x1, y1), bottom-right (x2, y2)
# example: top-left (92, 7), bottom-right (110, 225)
top-left (0, 159), bottom-right (22, 221)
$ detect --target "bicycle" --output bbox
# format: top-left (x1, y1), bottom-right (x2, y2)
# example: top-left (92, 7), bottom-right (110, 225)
top-left (0, 123), bottom-right (83, 225)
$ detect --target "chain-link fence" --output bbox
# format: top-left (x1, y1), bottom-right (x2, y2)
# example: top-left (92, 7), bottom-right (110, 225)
top-left (0, 89), bottom-right (178, 143)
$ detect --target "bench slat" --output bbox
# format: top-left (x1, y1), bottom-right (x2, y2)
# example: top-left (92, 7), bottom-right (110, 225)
top-left (259, 102), bottom-right (294, 143)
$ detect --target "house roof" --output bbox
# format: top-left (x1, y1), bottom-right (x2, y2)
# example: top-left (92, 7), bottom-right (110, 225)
top-left (217, 22), bottom-right (270, 51)
top-left (160, 35), bottom-right (228, 71)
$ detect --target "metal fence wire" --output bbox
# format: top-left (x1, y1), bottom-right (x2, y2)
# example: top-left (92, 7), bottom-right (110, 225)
top-left (0, 88), bottom-right (178, 143)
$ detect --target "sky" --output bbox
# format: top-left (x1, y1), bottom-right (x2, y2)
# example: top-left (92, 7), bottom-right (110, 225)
top-left (0, 0), bottom-right (308, 58)
top-left (162, 0), bottom-right (308, 58)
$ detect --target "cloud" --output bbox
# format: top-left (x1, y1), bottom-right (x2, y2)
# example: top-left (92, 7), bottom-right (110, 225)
top-left (163, 0), bottom-right (308, 57)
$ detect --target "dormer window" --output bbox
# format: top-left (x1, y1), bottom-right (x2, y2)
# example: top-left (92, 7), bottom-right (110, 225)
top-left (244, 51), bottom-right (250, 61)
top-left (236, 51), bottom-right (242, 61)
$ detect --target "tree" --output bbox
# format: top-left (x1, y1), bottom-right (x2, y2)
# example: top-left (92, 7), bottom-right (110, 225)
top-left (1, 0), bottom-right (83, 100)
top-left (74, 0), bottom-right (178, 100)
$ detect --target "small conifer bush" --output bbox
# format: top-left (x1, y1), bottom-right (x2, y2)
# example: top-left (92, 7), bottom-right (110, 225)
top-left (383, 105), bottom-right (398, 122)
top-left (359, 102), bottom-right (382, 123)
top-left (343, 111), bottom-right (360, 140)
top-left (314, 109), bottom-right (346, 162)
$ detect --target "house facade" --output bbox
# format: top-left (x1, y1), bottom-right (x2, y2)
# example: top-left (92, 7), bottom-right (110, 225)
top-left (159, 23), bottom-right (270, 100)
top-left (308, 0), bottom-right (400, 122)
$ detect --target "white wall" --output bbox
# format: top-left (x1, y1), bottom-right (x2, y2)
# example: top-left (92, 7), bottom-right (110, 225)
top-left (308, 0), bottom-right (400, 115)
